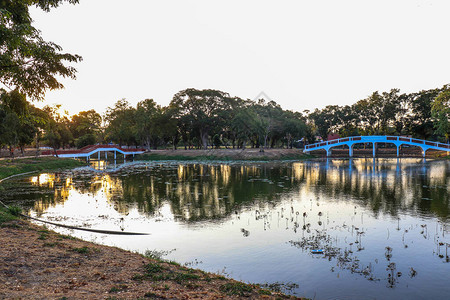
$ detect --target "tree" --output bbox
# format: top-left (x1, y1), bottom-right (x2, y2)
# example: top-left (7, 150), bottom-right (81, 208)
top-left (135, 99), bottom-right (161, 149)
top-left (281, 111), bottom-right (307, 148)
top-left (1, 0), bottom-right (82, 100)
top-left (231, 105), bottom-right (258, 149)
top-left (402, 88), bottom-right (441, 139)
top-left (432, 88), bottom-right (450, 142)
top-left (42, 104), bottom-right (73, 154)
top-left (105, 99), bottom-right (137, 146)
top-left (70, 109), bottom-right (102, 147)
top-left (158, 106), bottom-right (179, 150)
top-left (170, 89), bottom-right (231, 149)
top-left (0, 89), bottom-right (44, 156)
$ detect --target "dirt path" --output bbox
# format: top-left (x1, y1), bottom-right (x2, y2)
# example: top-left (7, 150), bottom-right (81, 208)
top-left (0, 219), bottom-right (301, 299)
top-left (144, 148), bottom-right (307, 160)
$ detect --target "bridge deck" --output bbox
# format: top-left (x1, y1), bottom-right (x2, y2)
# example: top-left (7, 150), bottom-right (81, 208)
top-left (304, 136), bottom-right (450, 157)
top-left (53, 145), bottom-right (146, 159)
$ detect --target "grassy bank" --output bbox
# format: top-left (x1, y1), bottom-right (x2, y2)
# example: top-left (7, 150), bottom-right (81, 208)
top-left (0, 157), bottom-right (86, 180)
top-left (0, 205), bottom-right (19, 225)
top-left (0, 211), bottom-right (302, 299)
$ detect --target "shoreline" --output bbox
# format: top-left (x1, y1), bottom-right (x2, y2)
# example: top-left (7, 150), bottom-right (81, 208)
top-left (0, 158), bottom-right (303, 299)
top-left (0, 215), bottom-right (300, 299)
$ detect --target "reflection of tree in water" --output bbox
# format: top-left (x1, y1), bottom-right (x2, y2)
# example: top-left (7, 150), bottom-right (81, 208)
top-left (307, 159), bottom-right (450, 221)
top-left (115, 163), bottom-right (308, 221)
top-left (4, 159), bottom-right (450, 222)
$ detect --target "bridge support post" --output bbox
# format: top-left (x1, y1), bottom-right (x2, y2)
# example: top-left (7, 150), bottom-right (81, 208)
top-left (326, 148), bottom-right (331, 157)
top-left (98, 151), bottom-right (100, 160)
top-left (349, 145), bottom-right (353, 157)
top-left (422, 147), bottom-right (426, 158)
top-left (396, 145), bottom-right (399, 157)
top-left (373, 143), bottom-right (376, 158)
top-left (106, 152), bottom-right (108, 160)
top-left (114, 151), bottom-right (116, 160)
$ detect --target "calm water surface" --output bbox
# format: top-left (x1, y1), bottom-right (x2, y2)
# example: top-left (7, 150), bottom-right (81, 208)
top-left (2, 158), bottom-right (450, 300)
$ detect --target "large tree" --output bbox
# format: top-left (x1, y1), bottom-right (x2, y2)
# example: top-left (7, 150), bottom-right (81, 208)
top-left (70, 109), bottom-right (102, 148)
top-left (0, 0), bottom-right (81, 99)
top-left (0, 89), bottom-right (45, 156)
top-left (135, 99), bottom-right (162, 149)
top-left (105, 99), bottom-right (137, 146)
top-left (170, 89), bottom-right (231, 149)
top-left (432, 88), bottom-right (450, 142)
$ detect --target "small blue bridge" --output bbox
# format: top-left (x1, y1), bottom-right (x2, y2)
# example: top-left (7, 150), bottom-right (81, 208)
top-left (50, 145), bottom-right (146, 161)
top-left (303, 136), bottom-right (450, 157)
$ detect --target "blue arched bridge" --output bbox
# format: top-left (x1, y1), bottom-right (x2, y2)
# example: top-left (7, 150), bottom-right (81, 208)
top-left (303, 136), bottom-right (450, 157)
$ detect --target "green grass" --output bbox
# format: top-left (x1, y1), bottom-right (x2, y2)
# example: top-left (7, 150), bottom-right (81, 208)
top-left (0, 157), bottom-right (86, 180)
top-left (70, 246), bottom-right (90, 254)
top-left (219, 282), bottom-right (253, 296)
top-left (109, 284), bottom-right (128, 293)
top-left (0, 205), bottom-right (19, 225)
top-left (132, 262), bottom-right (202, 284)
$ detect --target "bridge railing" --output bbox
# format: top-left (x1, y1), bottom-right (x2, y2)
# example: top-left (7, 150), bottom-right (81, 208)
top-left (304, 136), bottom-right (450, 150)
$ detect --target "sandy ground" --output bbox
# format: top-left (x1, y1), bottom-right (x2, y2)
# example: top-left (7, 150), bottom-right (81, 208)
top-left (0, 219), bottom-right (301, 300)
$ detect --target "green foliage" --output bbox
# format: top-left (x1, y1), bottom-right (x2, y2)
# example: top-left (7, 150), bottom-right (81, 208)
top-left (259, 289), bottom-right (272, 295)
top-left (70, 246), bottom-right (89, 254)
top-left (0, 89), bottom-right (46, 152)
top-left (0, 205), bottom-right (18, 225)
top-left (42, 104), bottom-right (73, 151)
top-left (219, 282), bottom-right (253, 296)
top-left (75, 133), bottom-right (97, 149)
top-left (0, 0), bottom-right (81, 100)
top-left (7, 206), bottom-right (22, 216)
top-left (432, 89), bottom-right (450, 142)
top-left (308, 85), bottom-right (449, 141)
top-left (132, 261), bottom-right (203, 284)
top-left (70, 109), bottom-right (102, 142)
top-left (105, 99), bottom-right (137, 146)
top-left (109, 284), bottom-right (128, 293)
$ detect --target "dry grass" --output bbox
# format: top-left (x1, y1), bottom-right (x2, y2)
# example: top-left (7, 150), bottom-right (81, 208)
top-left (0, 219), bottom-right (302, 299)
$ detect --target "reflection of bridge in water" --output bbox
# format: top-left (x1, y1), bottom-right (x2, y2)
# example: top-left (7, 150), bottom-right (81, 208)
top-left (304, 136), bottom-right (450, 157)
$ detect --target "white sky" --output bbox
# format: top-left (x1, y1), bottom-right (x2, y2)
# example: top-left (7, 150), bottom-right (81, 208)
top-left (29, 0), bottom-right (450, 116)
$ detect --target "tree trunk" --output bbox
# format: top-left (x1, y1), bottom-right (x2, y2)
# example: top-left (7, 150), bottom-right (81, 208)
top-left (52, 147), bottom-right (59, 158)
top-left (172, 137), bottom-right (177, 150)
top-left (9, 146), bottom-right (14, 159)
top-left (200, 130), bottom-right (208, 150)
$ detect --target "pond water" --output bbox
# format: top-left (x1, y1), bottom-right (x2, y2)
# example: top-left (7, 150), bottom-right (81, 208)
top-left (1, 158), bottom-right (450, 299)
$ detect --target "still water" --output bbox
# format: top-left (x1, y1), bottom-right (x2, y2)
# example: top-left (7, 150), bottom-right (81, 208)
top-left (2, 158), bottom-right (450, 299)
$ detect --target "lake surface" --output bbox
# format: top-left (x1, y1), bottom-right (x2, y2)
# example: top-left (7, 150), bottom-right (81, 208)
top-left (1, 158), bottom-right (450, 299)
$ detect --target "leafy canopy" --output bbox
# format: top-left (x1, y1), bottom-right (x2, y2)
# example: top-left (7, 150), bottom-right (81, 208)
top-left (0, 0), bottom-right (81, 100)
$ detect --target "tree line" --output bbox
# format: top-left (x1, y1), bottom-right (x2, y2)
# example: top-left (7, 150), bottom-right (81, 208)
top-left (309, 86), bottom-right (449, 143)
top-left (1, 85), bottom-right (449, 155)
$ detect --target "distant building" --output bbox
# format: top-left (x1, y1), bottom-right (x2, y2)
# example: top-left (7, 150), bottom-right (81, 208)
top-left (327, 133), bottom-right (340, 141)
